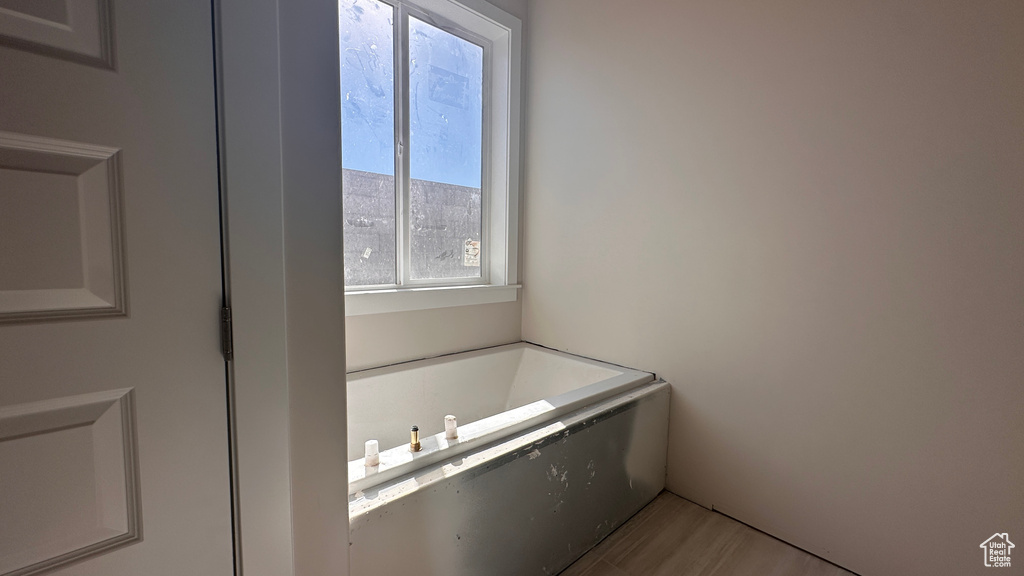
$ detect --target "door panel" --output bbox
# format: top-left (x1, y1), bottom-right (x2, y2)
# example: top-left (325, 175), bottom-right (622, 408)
top-left (0, 389), bottom-right (138, 575)
top-left (0, 0), bottom-right (233, 575)
top-left (0, 133), bottom-right (125, 321)
top-left (0, 0), bottom-right (114, 68)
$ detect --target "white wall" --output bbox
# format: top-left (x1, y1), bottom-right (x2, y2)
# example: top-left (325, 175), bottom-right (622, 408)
top-left (279, 2), bottom-right (350, 575)
top-left (521, 1), bottom-right (1024, 575)
top-left (345, 0), bottom-right (528, 372)
top-left (346, 301), bottom-right (521, 371)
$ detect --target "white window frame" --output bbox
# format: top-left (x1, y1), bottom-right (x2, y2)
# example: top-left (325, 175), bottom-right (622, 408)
top-left (343, 0), bottom-right (521, 316)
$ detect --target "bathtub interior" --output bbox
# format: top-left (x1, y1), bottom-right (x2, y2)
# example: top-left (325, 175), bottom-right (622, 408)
top-left (346, 343), bottom-right (624, 461)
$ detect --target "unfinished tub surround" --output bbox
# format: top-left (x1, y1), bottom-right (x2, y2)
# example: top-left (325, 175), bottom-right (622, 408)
top-left (347, 343), bottom-right (670, 575)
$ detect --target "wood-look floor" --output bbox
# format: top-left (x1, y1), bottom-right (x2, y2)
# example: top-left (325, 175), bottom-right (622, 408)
top-left (559, 492), bottom-right (855, 576)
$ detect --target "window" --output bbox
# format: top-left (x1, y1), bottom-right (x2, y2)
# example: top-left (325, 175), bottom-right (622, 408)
top-left (339, 0), bottom-right (521, 315)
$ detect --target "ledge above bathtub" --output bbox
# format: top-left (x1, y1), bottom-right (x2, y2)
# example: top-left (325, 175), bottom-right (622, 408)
top-left (345, 284), bottom-right (520, 316)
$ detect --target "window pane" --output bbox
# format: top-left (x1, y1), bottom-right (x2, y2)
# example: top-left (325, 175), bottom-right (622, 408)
top-left (408, 16), bottom-right (484, 280)
top-left (340, 0), bottom-right (396, 286)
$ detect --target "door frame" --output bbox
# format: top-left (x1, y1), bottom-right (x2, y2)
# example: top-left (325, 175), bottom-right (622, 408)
top-left (214, 1), bottom-right (349, 575)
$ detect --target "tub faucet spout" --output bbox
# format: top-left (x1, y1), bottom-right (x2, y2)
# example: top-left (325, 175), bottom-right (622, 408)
top-left (410, 425), bottom-right (422, 452)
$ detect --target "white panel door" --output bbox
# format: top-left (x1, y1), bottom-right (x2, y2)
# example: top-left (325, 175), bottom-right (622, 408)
top-left (0, 0), bottom-right (233, 575)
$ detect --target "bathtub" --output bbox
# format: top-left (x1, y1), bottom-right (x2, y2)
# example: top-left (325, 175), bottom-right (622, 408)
top-left (347, 343), bottom-right (670, 575)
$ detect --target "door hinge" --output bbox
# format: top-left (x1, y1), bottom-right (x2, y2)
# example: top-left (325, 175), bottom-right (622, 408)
top-left (221, 306), bottom-right (233, 361)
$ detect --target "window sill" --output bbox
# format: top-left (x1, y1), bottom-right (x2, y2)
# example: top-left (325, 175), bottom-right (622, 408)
top-left (344, 284), bottom-right (520, 317)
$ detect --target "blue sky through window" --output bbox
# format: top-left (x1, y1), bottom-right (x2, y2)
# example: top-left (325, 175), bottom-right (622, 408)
top-left (340, 0), bottom-right (484, 189)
